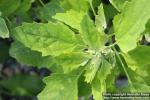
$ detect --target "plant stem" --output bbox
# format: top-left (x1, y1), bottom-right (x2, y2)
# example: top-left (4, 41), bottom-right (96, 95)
top-left (112, 47), bottom-right (132, 84)
top-left (89, 1), bottom-right (96, 16)
top-left (38, 0), bottom-right (45, 7)
top-left (5, 17), bottom-right (12, 30)
top-left (107, 42), bottom-right (117, 48)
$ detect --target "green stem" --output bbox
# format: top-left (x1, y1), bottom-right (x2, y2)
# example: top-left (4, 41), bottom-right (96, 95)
top-left (108, 33), bottom-right (115, 38)
top-left (38, 0), bottom-right (45, 7)
top-left (5, 17), bottom-right (12, 29)
top-left (107, 42), bottom-right (117, 48)
top-left (89, 1), bottom-right (96, 16)
top-left (112, 47), bottom-right (132, 84)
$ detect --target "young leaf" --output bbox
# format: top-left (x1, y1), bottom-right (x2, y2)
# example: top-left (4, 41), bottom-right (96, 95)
top-left (60, 0), bottom-right (89, 12)
top-left (97, 59), bottom-right (112, 81)
top-left (92, 79), bottom-right (105, 100)
top-left (10, 42), bottom-right (53, 67)
top-left (38, 74), bottom-right (78, 100)
top-left (92, 59), bottom-right (112, 100)
top-left (0, 17), bottom-right (9, 38)
top-left (84, 53), bottom-right (101, 83)
top-left (95, 4), bottom-right (107, 32)
top-left (53, 10), bottom-right (85, 31)
top-left (54, 52), bottom-right (91, 73)
top-left (81, 15), bottom-right (107, 50)
top-left (13, 22), bottom-right (78, 56)
top-left (114, 0), bottom-right (150, 53)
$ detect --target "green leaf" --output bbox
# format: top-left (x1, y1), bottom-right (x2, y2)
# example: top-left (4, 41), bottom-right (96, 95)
top-left (128, 46), bottom-right (150, 66)
top-left (124, 83), bottom-right (150, 92)
top-left (15, 0), bottom-right (32, 14)
top-left (144, 20), bottom-right (150, 34)
top-left (92, 0), bottom-right (101, 8)
top-left (114, 0), bottom-right (150, 53)
top-left (78, 75), bottom-right (91, 97)
top-left (10, 42), bottom-right (53, 67)
top-left (60, 0), bottom-right (89, 12)
top-left (109, 0), bottom-right (130, 11)
top-left (106, 64), bottom-right (119, 92)
top-left (92, 59), bottom-right (112, 100)
top-left (84, 53), bottom-right (101, 83)
top-left (124, 46), bottom-right (150, 70)
top-left (53, 9), bottom-right (85, 31)
top-left (81, 15), bottom-right (107, 50)
top-left (96, 4), bottom-right (117, 33)
top-left (95, 4), bottom-right (107, 32)
top-left (92, 80), bottom-right (105, 100)
top-left (55, 52), bottom-right (91, 73)
top-left (38, 74), bottom-right (78, 100)
top-left (38, 0), bottom-right (64, 21)
top-left (97, 59), bottom-right (112, 81)
top-left (135, 64), bottom-right (150, 86)
top-left (127, 65), bottom-right (150, 87)
top-left (0, 17), bottom-right (9, 38)
top-left (0, 0), bottom-right (21, 16)
top-left (13, 22), bottom-right (78, 56)
top-left (103, 4), bottom-right (118, 23)
top-left (0, 74), bottom-right (45, 96)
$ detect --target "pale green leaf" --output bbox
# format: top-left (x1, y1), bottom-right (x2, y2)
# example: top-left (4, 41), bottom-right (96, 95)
top-left (55, 52), bottom-right (92, 73)
top-left (95, 4), bottom-right (107, 32)
top-left (84, 53), bottom-right (101, 83)
top-left (10, 42), bottom-right (53, 67)
top-left (60, 0), bottom-right (89, 12)
top-left (53, 10), bottom-right (85, 31)
top-left (92, 80), bottom-right (105, 100)
top-left (92, 59), bottom-right (112, 100)
top-left (96, 4), bottom-right (117, 34)
top-left (97, 59), bottom-right (112, 81)
top-left (114, 0), bottom-right (150, 53)
top-left (38, 74), bottom-right (78, 100)
top-left (81, 15), bottom-right (107, 50)
top-left (13, 22), bottom-right (78, 56)
top-left (0, 17), bottom-right (9, 38)
top-left (123, 54), bottom-right (138, 71)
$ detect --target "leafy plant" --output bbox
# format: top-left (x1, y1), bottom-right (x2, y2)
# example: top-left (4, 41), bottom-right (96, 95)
top-left (0, 0), bottom-right (150, 100)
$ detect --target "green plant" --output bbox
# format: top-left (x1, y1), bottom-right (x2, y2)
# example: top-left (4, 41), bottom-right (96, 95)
top-left (0, 0), bottom-right (150, 100)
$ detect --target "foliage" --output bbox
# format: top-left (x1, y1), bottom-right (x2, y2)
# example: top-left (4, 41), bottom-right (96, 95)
top-left (0, 0), bottom-right (150, 100)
